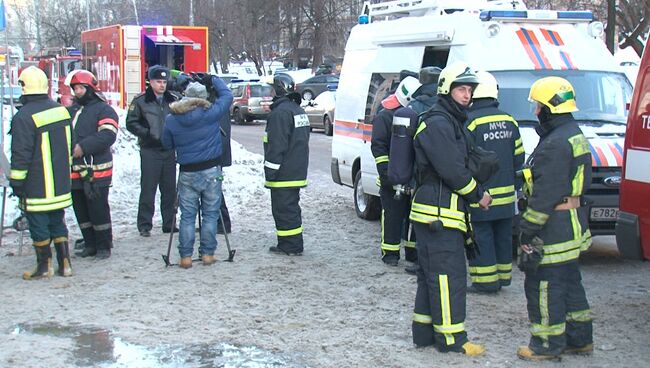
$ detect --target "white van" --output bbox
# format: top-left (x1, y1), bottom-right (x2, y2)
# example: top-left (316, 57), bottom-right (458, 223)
top-left (330, 0), bottom-right (633, 236)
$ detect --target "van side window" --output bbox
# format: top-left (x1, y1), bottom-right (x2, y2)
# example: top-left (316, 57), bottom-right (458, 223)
top-left (364, 72), bottom-right (399, 124)
top-left (636, 68), bottom-right (650, 119)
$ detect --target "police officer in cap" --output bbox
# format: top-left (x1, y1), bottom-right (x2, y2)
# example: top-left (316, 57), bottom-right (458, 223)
top-left (264, 74), bottom-right (310, 255)
top-left (126, 65), bottom-right (180, 237)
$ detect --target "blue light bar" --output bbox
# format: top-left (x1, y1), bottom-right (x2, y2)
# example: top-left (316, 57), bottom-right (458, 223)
top-left (480, 10), bottom-right (594, 22)
top-left (480, 10), bottom-right (527, 21)
top-left (358, 14), bottom-right (369, 24)
top-left (557, 11), bottom-right (593, 21)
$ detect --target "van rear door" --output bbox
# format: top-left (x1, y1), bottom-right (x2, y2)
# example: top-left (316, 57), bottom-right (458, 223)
top-left (617, 47), bottom-right (650, 260)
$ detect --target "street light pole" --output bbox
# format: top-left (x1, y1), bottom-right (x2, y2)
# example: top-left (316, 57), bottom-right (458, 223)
top-left (86, 0), bottom-right (90, 29)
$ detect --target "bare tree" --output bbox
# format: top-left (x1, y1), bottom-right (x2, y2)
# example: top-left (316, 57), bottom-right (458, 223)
top-left (617, 0), bottom-right (649, 57)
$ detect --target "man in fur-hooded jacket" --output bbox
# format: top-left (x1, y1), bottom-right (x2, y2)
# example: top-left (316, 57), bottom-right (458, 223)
top-left (162, 79), bottom-right (233, 269)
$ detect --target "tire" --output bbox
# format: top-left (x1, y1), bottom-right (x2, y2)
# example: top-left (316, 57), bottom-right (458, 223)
top-left (353, 170), bottom-right (381, 220)
top-left (302, 90), bottom-right (314, 101)
top-left (233, 109), bottom-right (245, 125)
top-left (323, 115), bottom-right (333, 136)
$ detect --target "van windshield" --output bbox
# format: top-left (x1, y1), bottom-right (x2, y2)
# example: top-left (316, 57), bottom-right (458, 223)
top-left (492, 70), bottom-right (633, 125)
top-left (250, 85), bottom-right (273, 97)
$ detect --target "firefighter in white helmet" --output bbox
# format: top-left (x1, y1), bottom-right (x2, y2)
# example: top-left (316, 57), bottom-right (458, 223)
top-left (465, 71), bottom-right (524, 293)
top-left (371, 75), bottom-right (421, 267)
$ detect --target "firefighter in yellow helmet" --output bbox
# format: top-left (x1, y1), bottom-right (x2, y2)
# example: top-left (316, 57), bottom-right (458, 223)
top-left (409, 62), bottom-right (491, 356)
top-left (517, 76), bottom-right (593, 360)
top-left (465, 71), bottom-right (524, 293)
top-left (10, 66), bottom-right (74, 279)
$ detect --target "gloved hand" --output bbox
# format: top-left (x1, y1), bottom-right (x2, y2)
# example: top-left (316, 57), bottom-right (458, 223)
top-left (10, 185), bottom-right (25, 198)
top-left (464, 231), bottom-right (481, 260)
top-left (517, 235), bottom-right (544, 273)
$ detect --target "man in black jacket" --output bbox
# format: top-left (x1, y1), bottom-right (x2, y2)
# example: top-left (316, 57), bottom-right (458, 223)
top-left (409, 62), bottom-right (491, 356)
top-left (126, 65), bottom-right (180, 237)
top-left (10, 66), bottom-right (74, 279)
top-left (516, 77), bottom-right (593, 361)
top-left (264, 74), bottom-right (310, 255)
top-left (67, 70), bottom-right (119, 260)
top-left (371, 76), bottom-right (421, 266)
top-left (465, 71), bottom-right (524, 292)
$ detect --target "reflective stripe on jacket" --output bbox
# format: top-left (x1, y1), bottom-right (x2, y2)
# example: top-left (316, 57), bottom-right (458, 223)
top-left (10, 95), bottom-right (73, 212)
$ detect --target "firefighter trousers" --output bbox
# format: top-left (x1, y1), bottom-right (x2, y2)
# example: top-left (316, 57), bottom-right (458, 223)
top-left (411, 223), bottom-right (468, 352)
top-left (379, 185), bottom-right (416, 260)
top-left (468, 218), bottom-right (513, 291)
top-left (270, 187), bottom-right (303, 252)
top-left (137, 148), bottom-right (176, 232)
top-left (72, 187), bottom-right (112, 251)
top-left (524, 261), bottom-right (593, 356)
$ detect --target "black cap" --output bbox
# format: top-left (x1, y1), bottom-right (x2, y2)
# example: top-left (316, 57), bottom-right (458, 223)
top-left (148, 65), bottom-right (169, 81)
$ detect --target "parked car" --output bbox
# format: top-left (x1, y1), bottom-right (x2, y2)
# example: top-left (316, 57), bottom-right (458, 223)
top-left (303, 90), bottom-right (335, 136)
top-left (228, 80), bottom-right (274, 124)
top-left (296, 74), bottom-right (339, 100)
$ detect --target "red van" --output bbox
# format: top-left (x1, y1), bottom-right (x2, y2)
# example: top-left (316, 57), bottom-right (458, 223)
top-left (617, 46), bottom-right (650, 260)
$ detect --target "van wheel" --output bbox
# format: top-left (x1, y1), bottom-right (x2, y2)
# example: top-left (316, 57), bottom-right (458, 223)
top-left (354, 170), bottom-right (381, 220)
top-left (323, 115), bottom-right (333, 136)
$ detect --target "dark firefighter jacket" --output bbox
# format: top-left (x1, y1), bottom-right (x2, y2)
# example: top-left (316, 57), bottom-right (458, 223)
top-left (126, 87), bottom-right (179, 149)
top-left (409, 97), bottom-right (484, 233)
top-left (520, 114), bottom-right (592, 265)
top-left (465, 98), bottom-right (524, 221)
top-left (371, 106), bottom-right (397, 187)
top-left (408, 84), bottom-right (438, 115)
top-left (68, 97), bottom-right (119, 189)
top-left (10, 95), bottom-right (73, 212)
top-left (263, 94), bottom-right (310, 188)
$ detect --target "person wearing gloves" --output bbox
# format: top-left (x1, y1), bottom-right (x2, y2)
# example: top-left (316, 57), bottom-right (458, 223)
top-left (162, 79), bottom-right (233, 268)
top-left (66, 70), bottom-right (119, 260)
top-left (126, 65), bottom-right (180, 237)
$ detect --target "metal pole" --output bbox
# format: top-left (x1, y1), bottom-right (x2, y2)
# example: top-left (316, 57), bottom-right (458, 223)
top-left (132, 0), bottom-right (139, 26)
top-left (86, 0), bottom-right (90, 30)
top-left (189, 0), bottom-right (194, 26)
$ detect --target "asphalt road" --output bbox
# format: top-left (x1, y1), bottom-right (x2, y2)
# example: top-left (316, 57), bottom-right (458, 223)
top-left (230, 120), bottom-right (334, 175)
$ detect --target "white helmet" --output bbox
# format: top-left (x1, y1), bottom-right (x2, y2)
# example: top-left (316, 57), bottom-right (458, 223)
top-left (395, 76), bottom-right (422, 107)
top-left (473, 71), bottom-right (499, 99)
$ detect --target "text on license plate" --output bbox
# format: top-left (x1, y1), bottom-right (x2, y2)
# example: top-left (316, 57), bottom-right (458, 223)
top-left (590, 207), bottom-right (619, 221)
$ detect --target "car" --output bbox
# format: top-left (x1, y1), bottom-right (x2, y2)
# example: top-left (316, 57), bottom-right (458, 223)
top-left (228, 80), bottom-right (274, 124)
top-left (295, 74), bottom-right (339, 101)
top-left (303, 90), bottom-right (335, 136)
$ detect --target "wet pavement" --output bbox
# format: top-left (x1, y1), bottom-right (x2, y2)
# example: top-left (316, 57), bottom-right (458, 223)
top-left (13, 323), bottom-right (306, 367)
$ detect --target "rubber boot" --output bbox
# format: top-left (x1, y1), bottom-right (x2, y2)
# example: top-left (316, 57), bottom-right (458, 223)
top-left (54, 241), bottom-right (73, 277)
top-left (517, 346), bottom-right (561, 361)
top-left (75, 244), bottom-right (97, 257)
top-left (462, 342), bottom-right (486, 357)
top-left (23, 245), bottom-right (54, 280)
top-left (563, 344), bottom-right (593, 355)
top-left (381, 250), bottom-right (399, 266)
top-left (405, 246), bottom-right (417, 263)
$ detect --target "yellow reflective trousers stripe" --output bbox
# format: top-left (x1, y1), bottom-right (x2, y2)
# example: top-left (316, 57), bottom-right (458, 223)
top-left (413, 313), bottom-right (433, 325)
top-left (375, 155), bottom-right (388, 164)
top-left (10, 169), bottom-right (28, 180)
top-left (265, 180), bottom-right (307, 188)
top-left (276, 226), bottom-right (303, 237)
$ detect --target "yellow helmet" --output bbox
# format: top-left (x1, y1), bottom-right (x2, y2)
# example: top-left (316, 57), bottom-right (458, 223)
top-left (528, 76), bottom-right (578, 114)
top-left (19, 66), bottom-right (49, 95)
top-left (437, 62), bottom-right (479, 95)
top-left (473, 71), bottom-right (498, 99)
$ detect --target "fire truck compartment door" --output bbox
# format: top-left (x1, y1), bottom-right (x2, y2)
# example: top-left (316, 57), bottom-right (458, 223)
top-left (145, 35), bottom-right (195, 46)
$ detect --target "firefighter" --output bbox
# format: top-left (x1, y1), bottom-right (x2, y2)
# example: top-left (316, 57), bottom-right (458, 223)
top-left (126, 65), bottom-right (180, 237)
top-left (65, 70), bottom-right (119, 260)
top-left (264, 74), bottom-right (310, 255)
top-left (9, 66), bottom-right (74, 279)
top-left (409, 62), bottom-right (491, 356)
top-left (516, 77), bottom-right (593, 361)
top-left (371, 75), bottom-right (421, 266)
top-left (409, 66), bottom-right (441, 115)
top-left (465, 71), bottom-right (524, 293)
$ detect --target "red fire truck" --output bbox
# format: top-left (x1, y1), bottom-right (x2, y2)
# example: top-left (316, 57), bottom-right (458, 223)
top-left (80, 25), bottom-right (209, 108)
top-left (617, 46), bottom-right (650, 260)
top-left (19, 48), bottom-right (82, 107)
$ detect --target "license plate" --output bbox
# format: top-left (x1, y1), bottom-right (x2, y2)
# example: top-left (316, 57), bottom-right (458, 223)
top-left (590, 207), bottom-right (619, 221)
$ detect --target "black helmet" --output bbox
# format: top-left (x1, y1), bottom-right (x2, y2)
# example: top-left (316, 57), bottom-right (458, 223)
top-left (419, 66), bottom-right (442, 86)
top-left (272, 74), bottom-right (295, 96)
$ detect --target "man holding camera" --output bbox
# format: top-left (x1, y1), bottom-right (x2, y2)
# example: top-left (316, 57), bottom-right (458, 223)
top-left (126, 65), bottom-right (180, 237)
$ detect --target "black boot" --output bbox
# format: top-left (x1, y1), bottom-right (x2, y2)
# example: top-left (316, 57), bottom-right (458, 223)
top-left (405, 247), bottom-right (418, 263)
top-left (54, 241), bottom-right (73, 276)
top-left (381, 250), bottom-right (400, 266)
top-left (23, 245), bottom-right (54, 280)
top-left (75, 246), bottom-right (97, 258)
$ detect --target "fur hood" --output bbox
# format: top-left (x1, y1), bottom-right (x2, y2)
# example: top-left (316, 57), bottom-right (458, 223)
top-left (169, 97), bottom-right (212, 115)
